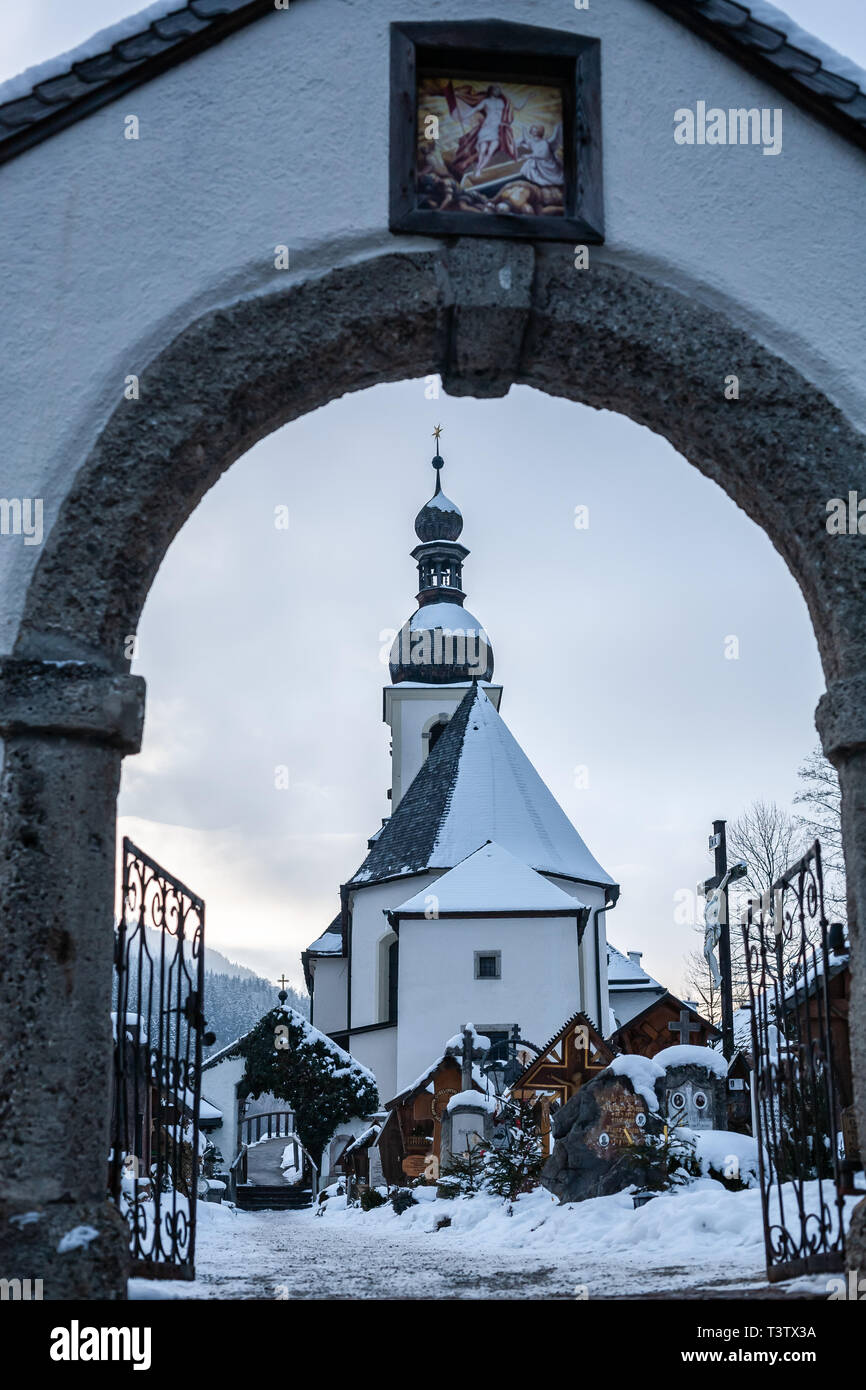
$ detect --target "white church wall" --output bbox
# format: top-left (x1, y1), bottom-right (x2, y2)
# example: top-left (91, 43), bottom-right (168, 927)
top-left (2, 0), bottom-right (866, 653)
top-left (201, 1053), bottom-right (245, 1167)
top-left (309, 955), bottom-right (348, 1034)
top-left (396, 914), bottom-right (581, 1092)
top-left (347, 1025), bottom-right (397, 1106)
top-left (548, 876), bottom-right (610, 1030)
top-left (347, 873), bottom-right (439, 1028)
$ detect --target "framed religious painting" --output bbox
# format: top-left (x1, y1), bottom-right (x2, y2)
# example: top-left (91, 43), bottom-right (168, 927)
top-left (390, 21), bottom-right (603, 243)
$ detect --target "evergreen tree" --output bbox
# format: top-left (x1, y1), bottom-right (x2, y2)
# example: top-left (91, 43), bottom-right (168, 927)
top-left (482, 1098), bottom-right (544, 1201)
top-left (234, 1005), bottom-right (378, 1163)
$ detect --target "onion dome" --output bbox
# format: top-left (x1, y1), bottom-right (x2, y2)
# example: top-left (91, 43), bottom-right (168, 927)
top-left (390, 439), bottom-right (494, 685)
top-left (414, 455), bottom-right (464, 542)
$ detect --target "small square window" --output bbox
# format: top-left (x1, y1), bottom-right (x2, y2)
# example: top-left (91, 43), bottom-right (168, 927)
top-left (475, 951), bottom-right (501, 980)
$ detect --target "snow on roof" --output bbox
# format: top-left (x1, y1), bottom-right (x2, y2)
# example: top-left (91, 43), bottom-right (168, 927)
top-left (744, 1), bottom-right (866, 89)
top-left (0, 1), bottom-right (180, 105)
top-left (3, 0), bottom-right (866, 174)
top-left (352, 685), bottom-right (615, 890)
top-left (391, 842), bottom-right (586, 915)
top-left (199, 1098), bottom-right (222, 1122)
top-left (432, 688), bottom-right (614, 884)
top-left (342, 1123), bottom-right (381, 1156)
top-left (389, 1049), bottom-right (492, 1108)
top-left (202, 1005), bottom-right (375, 1086)
top-left (408, 602), bottom-right (487, 633)
top-left (607, 943), bottom-right (662, 989)
top-left (653, 1045), bottom-right (729, 1079)
top-left (424, 491), bottom-right (461, 513)
top-left (306, 912), bottom-right (343, 955)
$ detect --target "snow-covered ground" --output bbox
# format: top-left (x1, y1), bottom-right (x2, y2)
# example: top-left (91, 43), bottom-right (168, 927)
top-left (129, 1179), bottom-right (854, 1301)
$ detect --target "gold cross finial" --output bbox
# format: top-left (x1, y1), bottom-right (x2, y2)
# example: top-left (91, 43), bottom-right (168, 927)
top-left (277, 974), bottom-right (290, 991)
top-left (432, 424), bottom-right (444, 444)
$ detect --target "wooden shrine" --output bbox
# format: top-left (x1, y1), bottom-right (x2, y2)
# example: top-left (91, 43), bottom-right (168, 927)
top-left (376, 1052), bottom-right (481, 1186)
top-left (608, 992), bottom-right (720, 1059)
top-left (510, 1011), bottom-right (614, 1156)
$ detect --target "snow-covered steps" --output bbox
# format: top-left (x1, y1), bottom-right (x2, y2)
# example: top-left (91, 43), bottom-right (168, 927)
top-left (235, 1185), bottom-right (314, 1212)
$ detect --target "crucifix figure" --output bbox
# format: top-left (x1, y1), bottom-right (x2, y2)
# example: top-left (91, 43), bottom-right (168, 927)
top-left (669, 1008), bottom-right (701, 1045)
top-left (698, 819), bottom-right (748, 1061)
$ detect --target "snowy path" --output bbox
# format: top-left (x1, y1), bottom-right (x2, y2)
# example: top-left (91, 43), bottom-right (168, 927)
top-left (128, 1181), bottom-right (839, 1301)
top-left (245, 1137), bottom-right (291, 1185)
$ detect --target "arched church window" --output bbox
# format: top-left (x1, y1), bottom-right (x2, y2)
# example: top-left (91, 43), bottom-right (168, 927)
top-left (388, 939), bottom-right (398, 1024)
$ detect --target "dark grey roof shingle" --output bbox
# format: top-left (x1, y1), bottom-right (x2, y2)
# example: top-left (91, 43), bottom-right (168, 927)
top-left (348, 683), bottom-right (478, 887)
top-left (646, 1), bottom-right (866, 150)
top-left (0, 1), bottom-right (865, 165)
top-left (0, 0), bottom-right (274, 162)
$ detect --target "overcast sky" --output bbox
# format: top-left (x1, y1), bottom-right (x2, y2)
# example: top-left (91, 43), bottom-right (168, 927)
top-left (2, 2), bottom-right (858, 996)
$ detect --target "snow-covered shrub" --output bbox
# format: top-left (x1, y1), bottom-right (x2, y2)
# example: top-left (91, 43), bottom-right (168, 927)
top-left (390, 1188), bottom-right (418, 1215)
top-left (624, 1125), bottom-right (701, 1192)
top-left (359, 1186), bottom-right (388, 1212)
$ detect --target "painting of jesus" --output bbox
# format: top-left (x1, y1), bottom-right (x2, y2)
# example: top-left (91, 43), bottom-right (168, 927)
top-left (416, 75), bottom-right (566, 219)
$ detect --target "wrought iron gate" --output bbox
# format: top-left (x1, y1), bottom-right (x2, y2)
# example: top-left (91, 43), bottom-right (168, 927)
top-left (741, 840), bottom-right (846, 1282)
top-left (110, 838), bottom-right (212, 1279)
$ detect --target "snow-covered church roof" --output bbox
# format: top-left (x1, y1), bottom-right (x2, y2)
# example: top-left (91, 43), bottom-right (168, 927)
top-left (348, 684), bottom-right (616, 890)
top-left (389, 841), bottom-right (588, 916)
top-left (305, 911), bottom-right (342, 956)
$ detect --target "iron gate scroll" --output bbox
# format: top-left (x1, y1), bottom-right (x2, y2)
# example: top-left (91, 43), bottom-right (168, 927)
top-left (110, 838), bottom-right (211, 1279)
top-left (742, 840), bottom-right (846, 1282)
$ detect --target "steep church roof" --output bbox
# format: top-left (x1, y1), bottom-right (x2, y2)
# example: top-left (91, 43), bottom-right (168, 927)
top-left (389, 841), bottom-right (588, 916)
top-left (348, 684), bottom-right (616, 890)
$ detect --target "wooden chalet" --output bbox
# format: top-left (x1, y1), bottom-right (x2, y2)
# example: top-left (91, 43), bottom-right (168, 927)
top-left (607, 992), bottom-right (720, 1058)
top-left (510, 1012), bottom-right (614, 1155)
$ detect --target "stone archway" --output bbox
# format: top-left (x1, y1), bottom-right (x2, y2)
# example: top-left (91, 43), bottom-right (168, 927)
top-left (2, 239), bottom-right (865, 1295)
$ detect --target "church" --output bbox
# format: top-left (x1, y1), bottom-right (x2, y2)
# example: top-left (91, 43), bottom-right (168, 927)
top-left (303, 442), bottom-right (629, 1101)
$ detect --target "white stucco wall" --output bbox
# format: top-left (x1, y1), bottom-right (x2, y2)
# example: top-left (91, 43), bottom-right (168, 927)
top-left (549, 876), bottom-right (610, 1030)
top-left (347, 871), bottom-right (439, 1027)
top-left (347, 1024), bottom-right (397, 1105)
top-left (610, 985), bottom-right (667, 1029)
top-left (201, 1052), bottom-right (245, 1166)
top-left (1, 0), bottom-right (866, 654)
top-left (396, 912), bottom-right (583, 1091)
top-left (309, 954), bottom-right (348, 1033)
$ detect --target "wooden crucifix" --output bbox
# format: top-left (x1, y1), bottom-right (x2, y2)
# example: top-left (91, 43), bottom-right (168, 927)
top-left (669, 1008), bottom-right (702, 1045)
top-left (699, 820), bottom-right (747, 1062)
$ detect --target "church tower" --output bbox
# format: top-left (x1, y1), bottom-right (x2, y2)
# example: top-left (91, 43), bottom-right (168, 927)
top-left (384, 438), bottom-right (502, 808)
top-left (304, 433), bottom-right (618, 1100)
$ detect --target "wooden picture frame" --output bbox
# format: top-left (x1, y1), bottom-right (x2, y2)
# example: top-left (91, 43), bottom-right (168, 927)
top-left (390, 20), bottom-right (603, 243)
